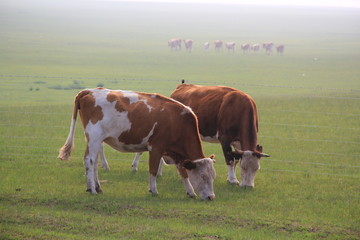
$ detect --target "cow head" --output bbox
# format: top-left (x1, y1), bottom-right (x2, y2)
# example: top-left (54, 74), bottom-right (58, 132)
top-left (235, 145), bottom-right (270, 188)
top-left (183, 155), bottom-right (216, 200)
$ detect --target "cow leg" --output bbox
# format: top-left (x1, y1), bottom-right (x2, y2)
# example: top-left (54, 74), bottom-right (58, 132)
top-left (132, 152), bottom-right (164, 176)
top-left (176, 165), bottom-right (196, 198)
top-left (99, 143), bottom-right (110, 171)
top-left (227, 162), bottom-right (240, 185)
top-left (148, 150), bottom-right (163, 195)
top-left (84, 140), bottom-right (102, 194)
top-left (157, 157), bottom-right (164, 176)
top-left (131, 152), bottom-right (143, 172)
top-left (220, 140), bottom-right (240, 185)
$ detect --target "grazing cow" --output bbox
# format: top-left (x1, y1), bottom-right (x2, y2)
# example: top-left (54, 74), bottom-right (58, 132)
top-left (241, 43), bottom-right (251, 53)
top-left (276, 45), bottom-right (285, 55)
top-left (251, 44), bottom-right (260, 52)
top-left (263, 42), bottom-right (274, 54)
top-left (170, 84), bottom-right (269, 188)
top-left (168, 38), bottom-right (181, 51)
top-left (214, 40), bottom-right (223, 51)
top-left (225, 42), bottom-right (236, 52)
top-left (58, 88), bottom-right (216, 200)
top-left (183, 39), bottom-right (193, 53)
top-left (203, 42), bottom-right (210, 51)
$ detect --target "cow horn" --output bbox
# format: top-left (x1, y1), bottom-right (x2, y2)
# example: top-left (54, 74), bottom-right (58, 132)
top-left (260, 153), bottom-right (270, 158)
top-left (234, 149), bottom-right (244, 155)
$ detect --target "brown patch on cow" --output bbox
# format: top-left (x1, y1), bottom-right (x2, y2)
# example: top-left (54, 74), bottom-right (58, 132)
top-left (77, 91), bottom-right (103, 127)
top-left (106, 92), bottom-right (127, 112)
top-left (115, 93), bottom-right (157, 144)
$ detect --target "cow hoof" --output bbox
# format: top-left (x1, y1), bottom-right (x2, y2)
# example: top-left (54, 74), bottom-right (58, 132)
top-left (240, 185), bottom-right (254, 190)
top-left (187, 192), bottom-right (196, 198)
top-left (227, 179), bottom-right (240, 185)
top-left (149, 189), bottom-right (158, 196)
top-left (86, 189), bottom-right (98, 194)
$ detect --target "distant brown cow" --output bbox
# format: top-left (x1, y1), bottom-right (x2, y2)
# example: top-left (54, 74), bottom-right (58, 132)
top-left (168, 38), bottom-right (181, 51)
top-left (263, 42), bottom-right (274, 54)
top-left (214, 40), bottom-right (223, 51)
top-left (58, 88), bottom-right (216, 200)
top-left (225, 42), bottom-right (236, 52)
top-left (241, 43), bottom-right (250, 53)
top-left (183, 39), bottom-right (193, 53)
top-left (276, 45), bottom-right (285, 55)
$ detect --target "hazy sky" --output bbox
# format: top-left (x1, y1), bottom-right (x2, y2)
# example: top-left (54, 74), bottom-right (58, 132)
top-left (102, 0), bottom-right (360, 8)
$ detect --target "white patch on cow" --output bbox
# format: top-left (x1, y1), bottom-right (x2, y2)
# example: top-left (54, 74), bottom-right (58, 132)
top-left (186, 158), bottom-right (216, 200)
top-left (117, 90), bottom-right (153, 112)
top-left (149, 174), bottom-right (158, 195)
top-left (227, 164), bottom-right (239, 185)
top-left (141, 122), bottom-right (157, 144)
top-left (160, 108), bottom-right (165, 112)
top-left (181, 106), bottom-right (193, 115)
top-left (239, 151), bottom-right (260, 188)
top-left (131, 152), bottom-right (142, 172)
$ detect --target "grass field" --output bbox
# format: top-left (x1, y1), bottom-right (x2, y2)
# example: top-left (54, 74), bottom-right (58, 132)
top-left (0, 1), bottom-right (359, 239)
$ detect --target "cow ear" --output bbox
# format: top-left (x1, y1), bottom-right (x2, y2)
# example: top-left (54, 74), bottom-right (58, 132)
top-left (183, 160), bottom-right (197, 170)
top-left (232, 149), bottom-right (244, 159)
top-left (256, 144), bottom-right (263, 152)
top-left (208, 154), bottom-right (216, 163)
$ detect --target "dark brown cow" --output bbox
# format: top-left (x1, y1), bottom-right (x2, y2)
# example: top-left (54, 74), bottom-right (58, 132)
top-left (58, 88), bottom-right (216, 200)
top-left (170, 84), bottom-right (269, 188)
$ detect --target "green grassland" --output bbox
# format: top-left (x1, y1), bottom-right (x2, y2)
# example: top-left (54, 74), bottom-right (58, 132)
top-left (0, 1), bottom-right (359, 239)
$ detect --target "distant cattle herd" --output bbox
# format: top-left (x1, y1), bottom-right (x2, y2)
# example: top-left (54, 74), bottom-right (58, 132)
top-left (168, 38), bottom-right (285, 55)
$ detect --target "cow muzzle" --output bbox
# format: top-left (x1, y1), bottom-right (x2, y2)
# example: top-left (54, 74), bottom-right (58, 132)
top-left (206, 194), bottom-right (215, 201)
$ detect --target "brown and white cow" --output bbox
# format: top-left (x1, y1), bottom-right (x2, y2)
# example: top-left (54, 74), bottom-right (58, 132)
top-left (203, 42), bottom-right (210, 51)
top-left (241, 43), bottom-right (251, 53)
top-left (170, 84), bottom-right (269, 188)
top-left (168, 38), bottom-right (182, 51)
top-left (263, 42), bottom-right (274, 54)
top-left (214, 40), bottom-right (223, 51)
top-left (58, 88), bottom-right (216, 200)
top-left (183, 39), bottom-right (193, 53)
top-left (251, 44), bottom-right (260, 52)
top-left (276, 45), bottom-right (285, 55)
top-left (225, 42), bottom-right (236, 52)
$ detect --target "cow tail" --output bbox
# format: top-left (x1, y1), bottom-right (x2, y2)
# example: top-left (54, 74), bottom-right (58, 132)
top-left (58, 93), bottom-right (81, 160)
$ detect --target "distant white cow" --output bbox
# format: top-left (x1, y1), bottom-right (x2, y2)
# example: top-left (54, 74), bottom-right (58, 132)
top-left (251, 44), bottom-right (260, 52)
top-left (168, 38), bottom-right (182, 51)
top-left (225, 42), bottom-right (236, 52)
top-left (263, 42), bottom-right (274, 55)
top-left (214, 40), bottom-right (223, 51)
top-left (183, 39), bottom-right (193, 53)
top-left (276, 45), bottom-right (285, 55)
top-left (204, 42), bottom-right (210, 51)
top-left (241, 43), bottom-right (250, 53)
